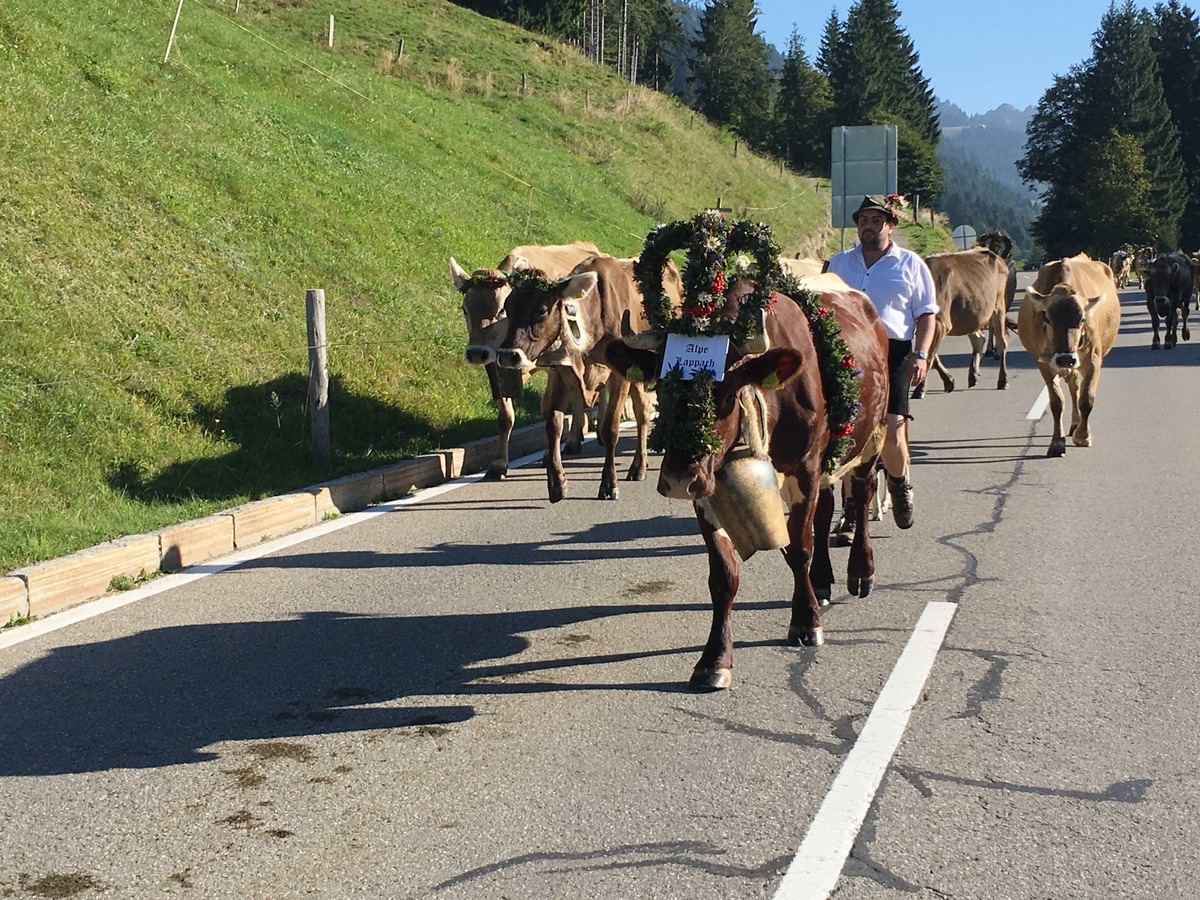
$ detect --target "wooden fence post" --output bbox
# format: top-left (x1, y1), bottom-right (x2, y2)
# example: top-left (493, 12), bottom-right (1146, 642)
top-left (306, 289), bottom-right (331, 462)
top-left (395, 38), bottom-right (404, 63)
top-left (521, 72), bottom-right (527, 95)
top-left (328, 15), bottom-right (334, 49)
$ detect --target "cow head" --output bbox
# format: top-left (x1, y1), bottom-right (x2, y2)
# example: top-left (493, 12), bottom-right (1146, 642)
top-left (451, 258), bottom-right (512, 366)
top-left (1144, 253), bottom-right (1187, 318)
top-left (495, 269), bottom-right (597, 370)
top-left (1024, 283), bottom-right (1104, 372)
top-left (606, 335), bottom-right (801, 500)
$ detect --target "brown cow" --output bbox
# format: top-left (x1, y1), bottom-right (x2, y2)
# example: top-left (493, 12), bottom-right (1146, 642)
top-left (450, 241), bottom-right (600, 478)
top-left (1143, 251), bottom-right (1192, 349)
top-left (495, 255), bottom-right (657, 503)
top-left (1133, 246), bottom-right (1154, 285)
top-left (1018, 254), bottom-right (1121, 457)
top-left (1109, 249), bottom-right (1133, 289)
top-left (607, 276), bottom-right (889, 690)
top-left (917, 247), bottom-right (1011, 397)
top-left (779, 256), bottom-right (825, 278)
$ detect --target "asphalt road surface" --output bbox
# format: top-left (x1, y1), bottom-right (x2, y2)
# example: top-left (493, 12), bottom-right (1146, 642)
top-left (1, 284), bottom-right (1197, 900)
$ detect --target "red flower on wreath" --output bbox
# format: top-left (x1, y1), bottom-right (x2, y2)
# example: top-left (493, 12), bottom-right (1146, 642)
top-left (816, 306), bottom-right (833, 319)
top-left (712, 271), bottom-right (726, 294)
top-left (836, 422), bottom-right (856, 437)
top-left (841, 353), bottom-right (857, 370)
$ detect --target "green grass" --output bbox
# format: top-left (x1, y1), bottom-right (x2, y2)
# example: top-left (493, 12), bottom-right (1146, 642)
top-left (0, 0), bottom-right (949, 572)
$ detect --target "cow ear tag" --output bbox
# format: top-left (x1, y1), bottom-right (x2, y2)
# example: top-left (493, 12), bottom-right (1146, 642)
top-left (761, 372), bottom-right (781, 391)
top-left (563, 300), bottom-right (585, 346)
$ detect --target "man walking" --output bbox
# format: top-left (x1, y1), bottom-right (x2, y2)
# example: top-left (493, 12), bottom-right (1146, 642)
top-left (825, 195), bottom-right (937, 529)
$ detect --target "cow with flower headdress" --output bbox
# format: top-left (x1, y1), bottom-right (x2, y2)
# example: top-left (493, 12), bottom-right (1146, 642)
top-left (605, 213), bottom-right (890, 690)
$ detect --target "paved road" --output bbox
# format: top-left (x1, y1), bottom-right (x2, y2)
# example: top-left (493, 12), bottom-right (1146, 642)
top-left (1, 287), bottom-right (1197, 899)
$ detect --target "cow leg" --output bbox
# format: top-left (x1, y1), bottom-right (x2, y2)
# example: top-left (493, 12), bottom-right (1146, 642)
top-left (784, 471), bottom-right (824, 648)
top-left (541, 382), bottom-right (568, 502)
top-left (1041, 366), bottom-right (1068, 457)
top-left (560, 372), bottom-right (586, 455)
top-left (1167, 309), bottom-right (1178, 349)
top-left (488, 395), bottom-right (515, 480)
top-left (967, 331), bottom-right (987, 388)
top-left (1182, 305), bottom-right (1190, 341)
top-left (1149, 305), bottom-right (1161, 349)
top-left (1073, 363), bottom-right (1100, 447)
top-left (846, 464), bottom-right (876, 598)
top-left (598, 375), bottom-right (629, 500)
top-left (692, 505), bottom-right (739, 691)
top-left (625, 380), bottom-right (650, 483)
top-left (809, 485), bottom-right (836, 605)
top-left (930, 353), bottom-right (954, 394)
top-left (993, 308), bottom-right (1009, 390)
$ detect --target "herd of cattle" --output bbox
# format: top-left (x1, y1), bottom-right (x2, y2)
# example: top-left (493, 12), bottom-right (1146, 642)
top-left (448, 234), bottom-right (1186, 690)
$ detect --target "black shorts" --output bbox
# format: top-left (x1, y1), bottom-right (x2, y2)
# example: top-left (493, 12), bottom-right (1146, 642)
top-left (887, 339), bottom-right (912, 419)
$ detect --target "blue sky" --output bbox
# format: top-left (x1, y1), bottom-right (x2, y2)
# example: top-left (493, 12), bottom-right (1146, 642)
top-left (751, 1), bottom-right (1148, 116)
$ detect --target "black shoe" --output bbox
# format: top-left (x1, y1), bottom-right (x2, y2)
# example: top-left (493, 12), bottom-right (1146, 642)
top-left (887, 475), bottom-right (914, 529)
top-left (832, 498), bottom-right (859, 546)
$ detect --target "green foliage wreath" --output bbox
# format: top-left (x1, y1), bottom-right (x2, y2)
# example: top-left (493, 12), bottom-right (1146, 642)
top-left (777, 274), bottom-right (864, 473)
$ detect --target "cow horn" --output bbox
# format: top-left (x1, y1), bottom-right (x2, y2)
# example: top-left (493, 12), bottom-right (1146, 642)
top-left (733, 307), bottom-right (770, 357)
top-left (621, 308), bottom-right (666, 350)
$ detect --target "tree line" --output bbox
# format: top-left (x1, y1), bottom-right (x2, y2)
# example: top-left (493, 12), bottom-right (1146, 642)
top-left (1020, 0), bottom-right (1200, 257)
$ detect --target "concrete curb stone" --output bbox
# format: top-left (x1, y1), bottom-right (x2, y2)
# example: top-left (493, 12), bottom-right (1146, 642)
top-left (1, 423), bottom-right (547, 626)
top-left (1, 576), bottom-right (28, 622)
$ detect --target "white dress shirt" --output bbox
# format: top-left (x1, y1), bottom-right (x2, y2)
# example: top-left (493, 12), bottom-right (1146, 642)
top-left (825, 242), bottom-right (939, 341)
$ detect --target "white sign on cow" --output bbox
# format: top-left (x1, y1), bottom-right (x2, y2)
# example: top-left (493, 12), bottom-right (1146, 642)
top-left (661, 333), bottom-right (730, 381)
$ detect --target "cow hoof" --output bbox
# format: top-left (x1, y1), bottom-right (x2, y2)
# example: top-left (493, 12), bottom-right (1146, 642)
top-left (814, 586), bottom-right (832, 607)
top-left (911, 384), bottom-right (925, 400)
top-left (832, 530), bottom-right (854, 548)
top-left (563, 442), bottom-right (583, 456)
top-left (484, 464), bottom-right (508, 481)
top-left (1152, 340), bottom-right (1161, 349)
top-left (598, 486), bottom-right (619, 501)
top-left (997, 379), bottom-right (1008, 391)
top-left (787, 625), bottom-right (824, 647)
top-left (1073, 436), bottom-right (1092, 448)
top-left (850, 575), bottom-right (873, 598)
top-left (944, 378), bottom-right (956, 394)
top-left (1047, 441), bottom-right (1066, 458)
top-left (968, 372), bottom-right (977, 388)
top-left (689, 668), bottom-right (732, 691)
top-left (626, 466), bottom-right (647, 482)
top-left (549, 484), bottom-right (565, 503)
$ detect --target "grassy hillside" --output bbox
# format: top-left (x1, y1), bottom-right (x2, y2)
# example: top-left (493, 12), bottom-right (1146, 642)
top-left (0, 0), bottom-right (948, 573)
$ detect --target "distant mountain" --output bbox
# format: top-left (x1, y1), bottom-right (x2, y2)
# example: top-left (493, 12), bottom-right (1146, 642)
top-left (936, 98), bottom-right (1039, 201)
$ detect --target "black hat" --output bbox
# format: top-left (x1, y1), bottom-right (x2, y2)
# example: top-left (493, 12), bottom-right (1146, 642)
top-left (851, 195), bottom-right (898, 225)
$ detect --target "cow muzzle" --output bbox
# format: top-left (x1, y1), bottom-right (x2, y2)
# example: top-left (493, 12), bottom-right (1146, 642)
top-left (496, 348), bottom-right (536, 370)
top-left (464, 344), bottom-right (496, 366)
top-left (1154, 296), bottom-right (1171, 318)
top-left (1052, 352), bottom-right (1079, 370)
top-left (657, 469), bottom-right (702, 500)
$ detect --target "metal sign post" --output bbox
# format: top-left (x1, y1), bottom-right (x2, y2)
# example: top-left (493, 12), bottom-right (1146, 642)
top-left (830, 125), bottom-right (898, 249)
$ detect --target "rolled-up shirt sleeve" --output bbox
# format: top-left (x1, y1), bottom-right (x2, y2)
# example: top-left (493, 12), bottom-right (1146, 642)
top-left (909, 256), bottom-right (939, 320)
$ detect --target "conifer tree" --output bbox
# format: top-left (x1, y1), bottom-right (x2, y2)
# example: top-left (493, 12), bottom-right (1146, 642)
top-left (1151, 0), bottom-right (1200, 248)
top-left (820, 0), bottom-right (941, 199)
top-left (691, 0), bottom-right (774, 147)
top-left (773, 30), bottom-right (834, 173)
top-left (1076, 1), bottom-right (1185, 248)
top-left (1023, 2), bottom-right (1187, 254)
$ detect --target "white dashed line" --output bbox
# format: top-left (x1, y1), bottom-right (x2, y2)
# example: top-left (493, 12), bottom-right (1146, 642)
top-left (773, 600), bottom-right (958, 900)
top-left (1026, 385), bottom-right (1049, 420)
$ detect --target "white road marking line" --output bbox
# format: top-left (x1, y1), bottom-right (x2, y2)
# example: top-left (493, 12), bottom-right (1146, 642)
top-left (0, 445), bottom-right (552, 651)
top-left (773, 600), bottom-right (958, 900)
top-left (1026, 386), bottom-right (1049, 420)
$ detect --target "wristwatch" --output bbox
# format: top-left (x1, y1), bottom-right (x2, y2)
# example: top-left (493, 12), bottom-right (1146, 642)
top-left (910, 349), bottom-right (928, 360)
